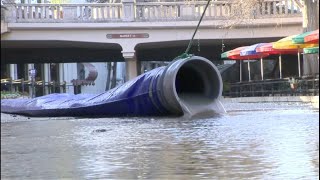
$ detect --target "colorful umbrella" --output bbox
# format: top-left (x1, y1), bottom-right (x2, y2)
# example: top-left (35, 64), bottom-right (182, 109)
top-left (292, 31), bottom-right (313, 44)
top-left (227, 46), bottom-right (248, 60)
top-left (220, 48), bottom-right (247, 59)
top-left (303, 46), bottom-right (319, 54)
top-left (221, 51), bottom-right (229, 59)
top-left (257, 43), bottom-right (298, 79)
top-left (303, 46), bottom-right (319, 65)
top-left (273, 35), bottom-right (317, 77)
top-left (273, 35), bottom-right (315, 50)
top-left (240, 43), bottom-right (269, 81)
top-left (304, 30), bottom-right (319, 44)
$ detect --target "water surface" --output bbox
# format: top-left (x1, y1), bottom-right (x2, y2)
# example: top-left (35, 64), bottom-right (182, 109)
top-left (1, 102), bottom-right (319, 179)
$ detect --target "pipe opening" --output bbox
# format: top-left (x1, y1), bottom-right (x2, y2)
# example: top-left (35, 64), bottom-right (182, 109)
top-left (175, 59), bottom-right (221, 105)
top-left (176, 66), bottom-right (205, 94)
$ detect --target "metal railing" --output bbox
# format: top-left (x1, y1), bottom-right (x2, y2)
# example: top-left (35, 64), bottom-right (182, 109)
top-left (2, 0), bottom-right (302, 23)
top-left (1, 78), bottom-right (66, 97)
top-left (224, 76), bottom-right (319, 97)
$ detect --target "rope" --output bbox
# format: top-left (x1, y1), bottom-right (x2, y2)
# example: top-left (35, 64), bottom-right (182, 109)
top-left (174, 0), bottom-right (212, 60)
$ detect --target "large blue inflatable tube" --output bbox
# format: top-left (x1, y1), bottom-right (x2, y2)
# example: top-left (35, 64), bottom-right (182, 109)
top-left (1, 56), bottom-right (223, 117)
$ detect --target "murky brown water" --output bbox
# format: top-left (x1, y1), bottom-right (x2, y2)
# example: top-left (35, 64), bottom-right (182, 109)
top-left (1, 102), bottom-right (319, 179)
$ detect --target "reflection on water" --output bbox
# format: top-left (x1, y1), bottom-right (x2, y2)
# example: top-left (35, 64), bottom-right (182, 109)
top-left (1, 105), bottom-right (319, 179)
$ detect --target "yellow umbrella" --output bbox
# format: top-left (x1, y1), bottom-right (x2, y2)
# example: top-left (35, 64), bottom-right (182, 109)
top-left (273, 35), bottom-right (317, 77)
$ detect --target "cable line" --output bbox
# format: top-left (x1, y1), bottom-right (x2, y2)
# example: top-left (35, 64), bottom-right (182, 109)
top-left (174, 0), bottom-right (211, 60)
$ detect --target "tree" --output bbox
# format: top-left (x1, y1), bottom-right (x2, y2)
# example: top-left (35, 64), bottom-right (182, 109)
top-left (294, 0), bottom-right (319, 76)
top-left (221, 0), bottom-right (262, 28)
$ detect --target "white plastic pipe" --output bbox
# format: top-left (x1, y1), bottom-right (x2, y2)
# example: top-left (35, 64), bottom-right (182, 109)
top-left (279, 54), bottom-right (282, 79)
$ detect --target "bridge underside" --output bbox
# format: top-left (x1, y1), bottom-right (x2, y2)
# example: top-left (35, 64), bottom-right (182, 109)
top-left (1, 37), bottom-right (282, 64)
top-left (1, 40), bottom-right (124, 64)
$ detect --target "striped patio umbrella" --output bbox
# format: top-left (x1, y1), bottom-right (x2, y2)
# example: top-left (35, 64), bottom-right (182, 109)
top-left (303, 46), bottom-right (319, 61)
top-left (273, 35), bottom-right (317, 77)
top-left (240, 43), bottom-right (269, 81)
top-left (304, 30), bottom-right (319, 44)
top-left (221, 51), bottom-right (229, 59)
top-left (292, 31), bottom-right (313, 44)
top-left (227, 46), bottom-right (249, 60)
top-left (303, 46), bottom-right (319, 54)
top-left (257, 43), bottom-right (298, 79)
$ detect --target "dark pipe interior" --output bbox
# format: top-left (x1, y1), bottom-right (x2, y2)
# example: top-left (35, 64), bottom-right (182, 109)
top-left (176, 66), bottom-right (205, 94)
top-left (175, 60), bottom-right (221, 105)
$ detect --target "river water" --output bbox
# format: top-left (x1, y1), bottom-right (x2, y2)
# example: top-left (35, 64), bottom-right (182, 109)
top-left (1, 102), bottom-right (319, 179)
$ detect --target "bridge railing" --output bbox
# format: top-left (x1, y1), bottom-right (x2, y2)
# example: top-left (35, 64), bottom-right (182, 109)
top-left (2, 0), bottom-right (301, 23)
top-left (256, 0), bottom-right (302, 17)
top-left (8, 3), bottom-right (123, 22)
top-left (136, 1), bottom-right (231, 21)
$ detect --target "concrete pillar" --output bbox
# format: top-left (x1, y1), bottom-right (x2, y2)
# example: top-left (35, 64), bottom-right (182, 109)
top-left (9, 64), bottom-right (18, 80)
top-left (9, 64), bottom-right (17, 92)
top-left (123, 52), bottom-right (138, 81)
top-left (44, 63), bottom-right (50, 95)
top-left (122, 0), bottom-right (135, 22)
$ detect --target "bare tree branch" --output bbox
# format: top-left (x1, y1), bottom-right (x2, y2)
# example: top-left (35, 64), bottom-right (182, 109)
top-left (220, 0), bottom-right (260, 28)
top-left (292, 0), bottom-right (304, 9)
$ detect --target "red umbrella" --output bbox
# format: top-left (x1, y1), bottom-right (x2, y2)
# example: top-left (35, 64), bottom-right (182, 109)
top-left (304, 30), bottom-right (319, 44)
top-left (227, 47), bottom-right (248, 60)
top-left (228, 46), bottom-right (268, 82)
top-left (257, 43), bottom-right (298, 79)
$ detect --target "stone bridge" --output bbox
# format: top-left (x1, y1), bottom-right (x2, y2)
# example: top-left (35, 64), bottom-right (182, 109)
top-left (1, 0), bottom-right (303, 80)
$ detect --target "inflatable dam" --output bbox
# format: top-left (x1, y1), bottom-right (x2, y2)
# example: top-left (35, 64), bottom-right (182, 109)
top-left (1, 56), bottom-right (223, 117)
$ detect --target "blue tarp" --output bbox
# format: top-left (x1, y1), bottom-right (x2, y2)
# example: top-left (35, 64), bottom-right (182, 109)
top-left (1, 67), bottom-right (170, 117)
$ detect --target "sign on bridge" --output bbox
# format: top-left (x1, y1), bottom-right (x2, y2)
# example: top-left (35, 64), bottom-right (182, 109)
top-left (106, 33), bottom-right (149, 39)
